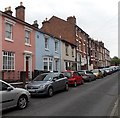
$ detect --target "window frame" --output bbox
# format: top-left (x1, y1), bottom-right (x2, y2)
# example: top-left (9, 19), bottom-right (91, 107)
top-left (25, 30), bottom-right (31, 45)
top-left (45, 37), bottom-right (49, 50)
top-left (5, 18), bottom-right (15, 42)
top-left (65, 44), bottom-right (69, 56)
top-left (55, 40), bottom-right (58, 52)
top-left (43, 57), bottom-right (53, 71)
top-left (2, 51), bottom-right (15, 71)
top-left (5, 22), bottom-right (13, 41)
top-left (24, 26), bottom-right (32, 46)
top-left (71, 47), bottom-right (74, 57)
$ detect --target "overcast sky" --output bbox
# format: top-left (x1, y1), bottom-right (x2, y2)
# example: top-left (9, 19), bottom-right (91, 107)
top-left (0, 0), bottom-right (119, 58)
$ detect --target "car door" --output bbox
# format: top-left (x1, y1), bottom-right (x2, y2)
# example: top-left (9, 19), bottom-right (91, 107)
top-left (52, 74), bottom-right (61, 92)
top-left (58, 74), bottom-right (66, 90)
top-left (73, 72), bottom-right (80, 84)
top-left (73, 72), bottom-right (81, 84)
top-left (1, 82), bottom-right (17, 110)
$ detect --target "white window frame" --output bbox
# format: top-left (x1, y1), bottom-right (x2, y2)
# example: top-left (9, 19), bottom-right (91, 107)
top-left (43, 57), bottom-right (53, 71)
top-left (5, 23), bottom-right (13, 42)
top-left (2, 51), bottom-right (15, 70)
top-left (55, 40), bottom-right (58, 52)
top-left (45, 37), bottom-right (49, 50)
top-left (71, 47), bottom-right (74, 57)
top-left (65, 44), bottom-right (69, 56)
top-left (5, 18), bottom-right (15, 42)
top-left (25, 30), bottom-right (31, 45)
top-left (24, 26), bottom-right (32, 46)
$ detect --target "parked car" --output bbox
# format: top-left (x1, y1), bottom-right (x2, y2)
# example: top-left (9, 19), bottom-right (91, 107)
top-left (99, 68), bottom-right (107, 77)
top-left (26, 72), bottom-right (69, 97)
top-left (91, 69), bottom-right (103, 79)
top-left (77, 70), bottom-right (96, 82)
top-left (0, 80), bottom-right (30, 111)
top-left (103, 68), bottom-right (112, 75)
top-left (62, 70), bottom-right (84, 87)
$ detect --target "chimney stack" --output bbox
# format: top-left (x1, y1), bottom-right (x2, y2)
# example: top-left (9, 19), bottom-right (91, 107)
top-left (4, 6), bottom-right (13, 16)
top-left (15, 2), bottom-right (25, 21)
top-left (67, 16), bottom-right (76, 24)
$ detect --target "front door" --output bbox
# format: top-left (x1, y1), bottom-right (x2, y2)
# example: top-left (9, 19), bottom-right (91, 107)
top-left (26, 57), bottom-right (29, 80)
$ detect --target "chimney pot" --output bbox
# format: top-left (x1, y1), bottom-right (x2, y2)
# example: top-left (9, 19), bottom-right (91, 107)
top-left (4, 6), bottom-right (13, 15)
top-left (8, 6), bottom-right (11, 10)
top-left (5, 8), bottom-right (7, 11)
top-left (32, 20), bottom-right (39, 28)
top-left (34, 20), bottom-right (37, 24)
top-left (20, 2), bottom-right (23, 6)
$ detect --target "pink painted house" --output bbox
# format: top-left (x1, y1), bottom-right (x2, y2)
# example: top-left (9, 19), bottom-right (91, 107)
top-left (0, 2), bottom-right (35, 82)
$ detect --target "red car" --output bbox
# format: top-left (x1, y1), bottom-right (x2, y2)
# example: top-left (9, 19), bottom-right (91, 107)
top-left (62, 70), bottom-right (84, 87)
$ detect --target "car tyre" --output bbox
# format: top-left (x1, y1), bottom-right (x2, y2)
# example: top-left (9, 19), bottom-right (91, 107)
top-left (48, 87), bottom-right (53, 97)
top-left (17, 95), bottom-right (28, 109)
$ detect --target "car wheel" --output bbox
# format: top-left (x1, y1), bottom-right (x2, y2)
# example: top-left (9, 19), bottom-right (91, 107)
top-left (17, 95), bottom-right (28, 109)
top-left (74, 81), bottom-right (77, 87)
top-left (48, 87), bottom-right (53, 97)
top-left (64, 83), bottom-right (69, 91)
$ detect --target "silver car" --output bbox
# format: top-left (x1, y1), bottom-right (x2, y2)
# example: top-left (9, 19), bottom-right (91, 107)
top-left (26, 72), bottom-right (69, 97)
top-left (0, 80), bottom-right (30, 111)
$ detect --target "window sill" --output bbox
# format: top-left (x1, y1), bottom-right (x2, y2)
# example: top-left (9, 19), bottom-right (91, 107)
top-left (2, 69), bottom-right (15, 72)
top-left (25, 43), bottom-right (31, 47)
top-left (5, 38), bottom-right (14, 43)
top-left (55, 51), bottom-right (58, 53)
top-left (45, 48), bottom-right (49, 51)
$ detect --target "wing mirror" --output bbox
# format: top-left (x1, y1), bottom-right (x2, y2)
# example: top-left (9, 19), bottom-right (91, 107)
top-left (7, 87), bottom-right (13, 91)
top-left (53, 78), bottom-right (57, 82)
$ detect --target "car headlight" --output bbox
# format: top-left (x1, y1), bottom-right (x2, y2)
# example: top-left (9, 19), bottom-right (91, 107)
top-left (39, 85), bottom-right (46, 89)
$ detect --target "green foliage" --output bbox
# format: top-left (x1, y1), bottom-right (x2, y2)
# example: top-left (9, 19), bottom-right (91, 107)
top-left (111, 56), bottom-right (120, 66)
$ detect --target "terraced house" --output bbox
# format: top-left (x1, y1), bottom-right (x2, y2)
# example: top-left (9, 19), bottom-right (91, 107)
top-left (0, 2), bottom-right (35, 81)
top-left (35, 28), bottom-right (61, 72)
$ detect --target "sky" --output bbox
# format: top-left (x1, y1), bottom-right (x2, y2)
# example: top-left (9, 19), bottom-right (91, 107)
top-left (0, 0), bottom-right (119, 58)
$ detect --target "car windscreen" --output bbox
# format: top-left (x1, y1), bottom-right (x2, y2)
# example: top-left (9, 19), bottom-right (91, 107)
top-left (86, 71), bottom-right (93, 74)
top-left (33, 74), bottom-right (50, 81)
top-left (78, 71), bottom-right (85, 74)
top-left (63, 72), bottom-right (72, 78)
top-left (92, 70), bottom-right (98, 73)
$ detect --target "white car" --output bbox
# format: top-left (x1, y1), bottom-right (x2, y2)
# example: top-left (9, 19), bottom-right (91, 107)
top-left (0, 80), bottom-right (30, 111)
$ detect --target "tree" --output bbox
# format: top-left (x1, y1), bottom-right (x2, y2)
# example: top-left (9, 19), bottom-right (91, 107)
top-left (110, 56), bottom-right (120, 66)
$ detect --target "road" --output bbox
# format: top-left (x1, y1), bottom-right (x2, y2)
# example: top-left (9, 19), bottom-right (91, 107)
top-left (2, 72), bottom-right (118, 117)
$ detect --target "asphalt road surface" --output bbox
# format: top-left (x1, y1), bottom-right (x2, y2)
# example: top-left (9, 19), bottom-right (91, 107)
top-left (2, 72), bottom-right (119, 117)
